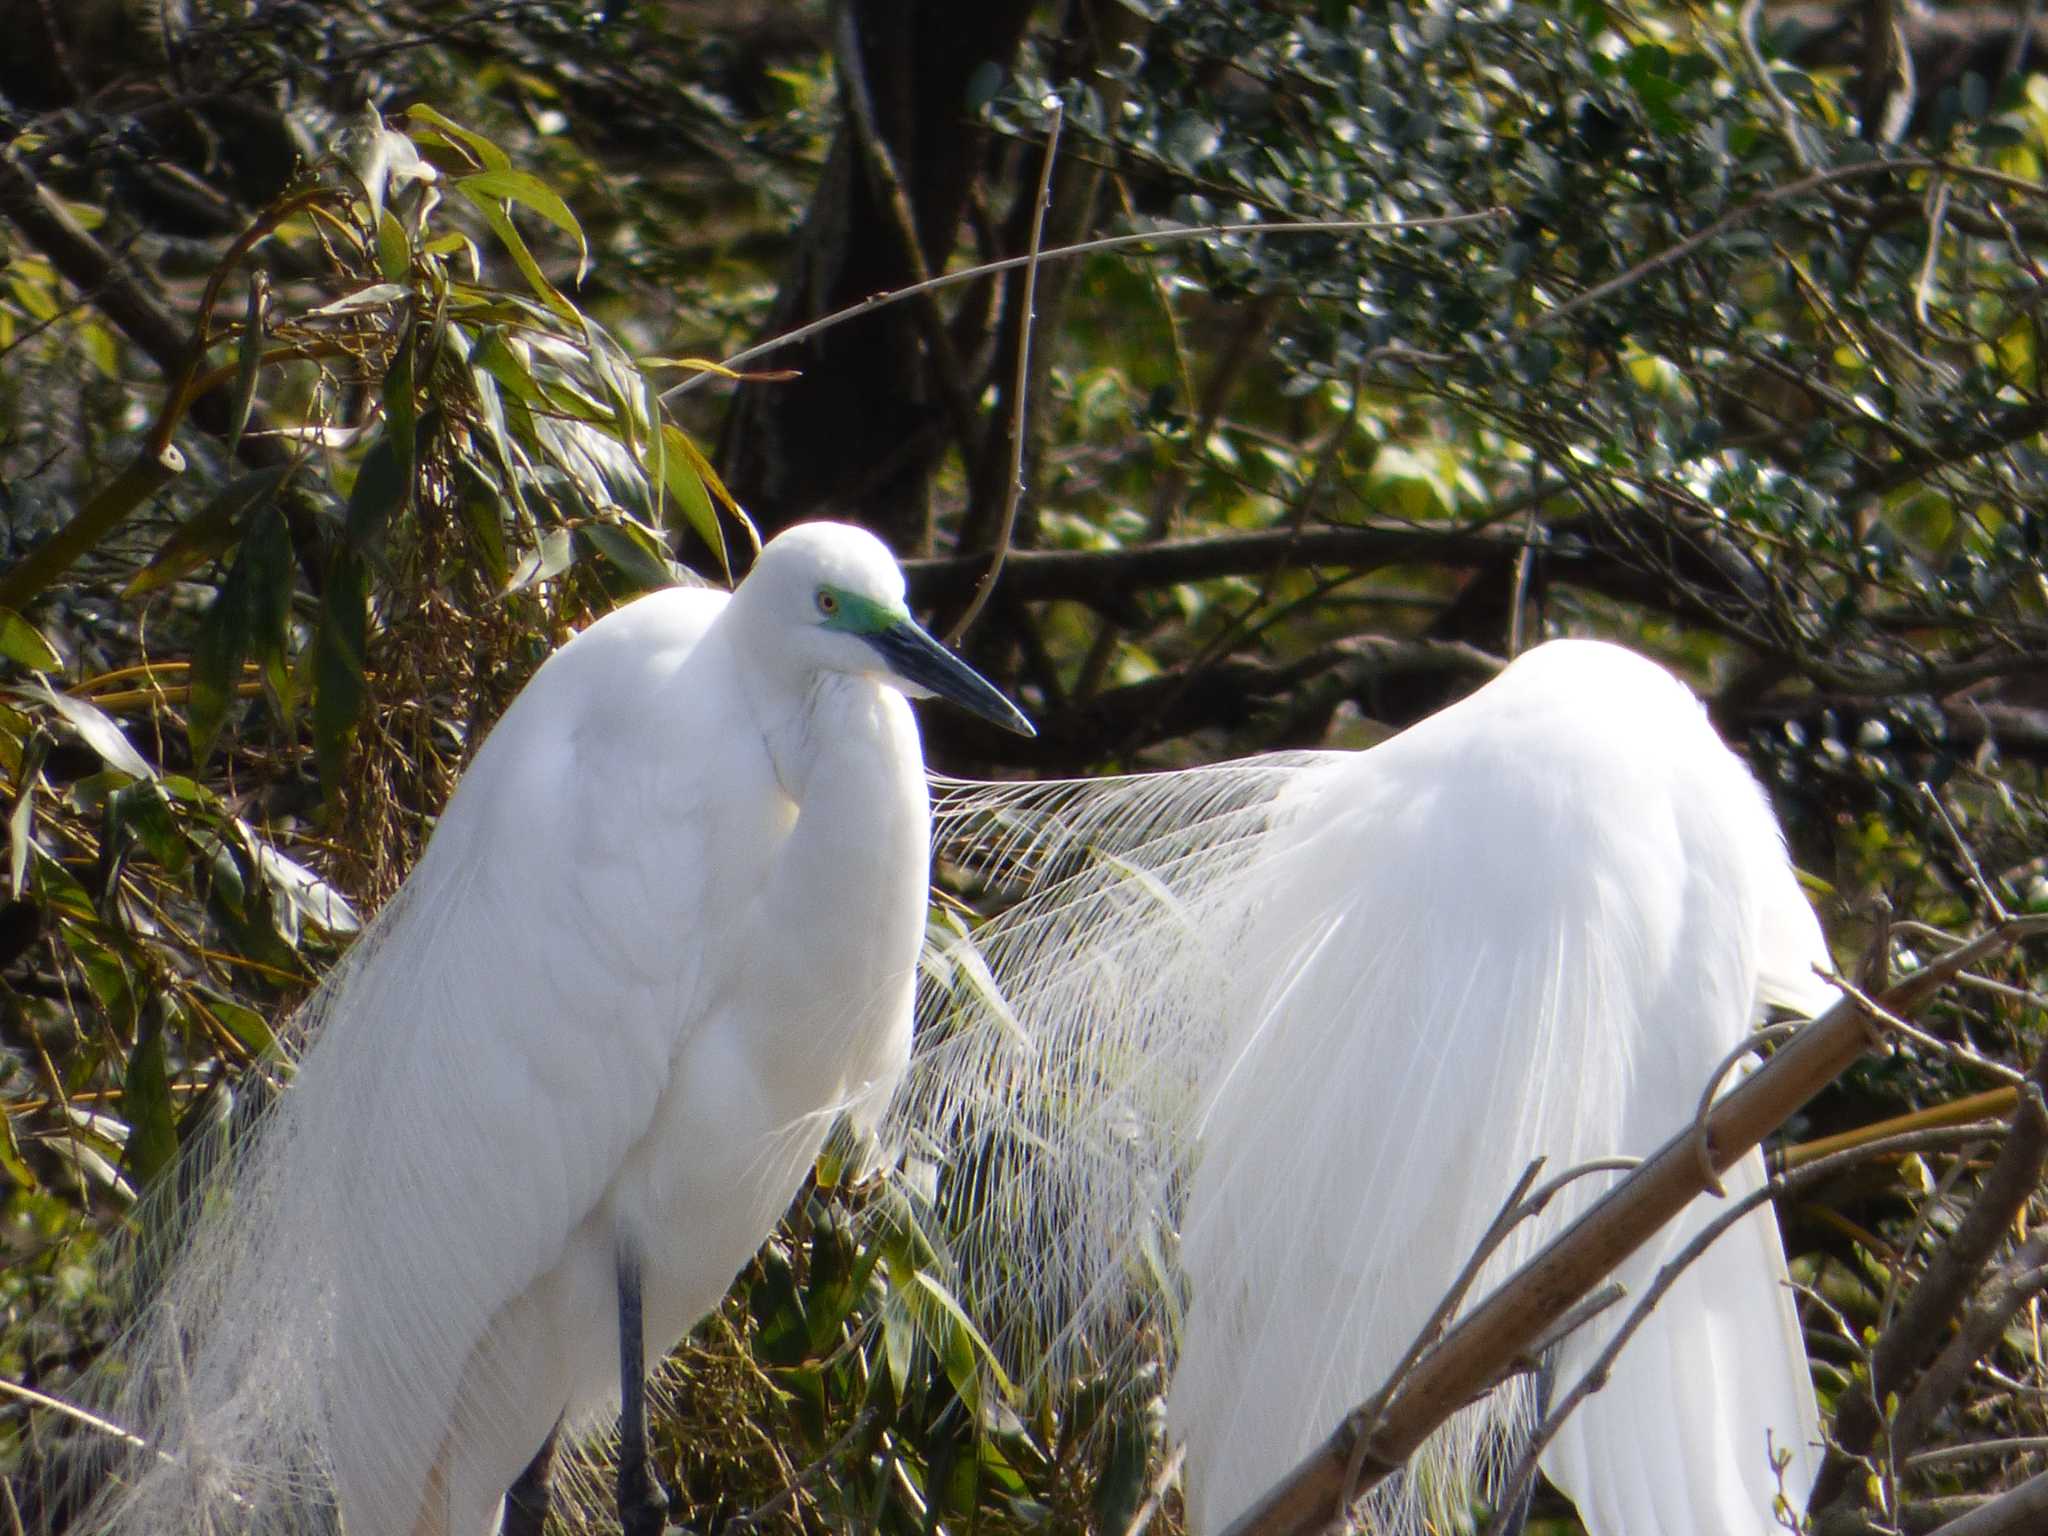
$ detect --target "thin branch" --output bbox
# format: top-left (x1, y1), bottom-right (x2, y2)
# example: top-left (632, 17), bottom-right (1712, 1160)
top-left (660, 211), bottom-right (1509, 401)
top-left (1888, 1232), bottom-right (2048, 1461)
top-left (948, 96), bottom-right (1062, 645)
top-left (1813, 1035), bottom-right (2048, 1507)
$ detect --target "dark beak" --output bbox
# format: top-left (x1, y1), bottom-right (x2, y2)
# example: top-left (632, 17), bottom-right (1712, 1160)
top-left (866, 619), bottom-right (1036, 737)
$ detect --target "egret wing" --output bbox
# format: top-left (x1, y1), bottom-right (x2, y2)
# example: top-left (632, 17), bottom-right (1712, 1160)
top-left (289, 586), bottom-right (744, 1535)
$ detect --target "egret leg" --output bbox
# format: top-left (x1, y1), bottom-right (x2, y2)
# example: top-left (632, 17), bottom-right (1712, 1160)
top-left (500, 1417), bottom-right (562, 1536)
top-left (616, 1252), bottom-right (670, 1536)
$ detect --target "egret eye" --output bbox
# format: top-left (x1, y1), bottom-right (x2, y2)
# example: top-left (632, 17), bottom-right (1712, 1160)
top-left (816, 588), bottom-right (838, 617)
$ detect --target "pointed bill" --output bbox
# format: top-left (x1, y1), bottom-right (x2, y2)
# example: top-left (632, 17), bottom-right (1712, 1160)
top-left (865, 619), bottom-right (1036, 737)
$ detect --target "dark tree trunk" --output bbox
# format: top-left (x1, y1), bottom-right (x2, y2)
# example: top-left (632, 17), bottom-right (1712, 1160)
top-left (716, 0), bottom-right (1037, 555)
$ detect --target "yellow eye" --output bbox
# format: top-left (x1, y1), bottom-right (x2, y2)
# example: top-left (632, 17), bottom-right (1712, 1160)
top-left (815, 588), bottom-right (838, 616)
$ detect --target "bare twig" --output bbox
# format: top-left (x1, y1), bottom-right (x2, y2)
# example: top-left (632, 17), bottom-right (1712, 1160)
top-left (1813, 1031), bottom-right (2048, 1507)
top-left (1907, 1436), bottom-right (2048, 1469)
top-left (0, 1375), bottom-right (147, 1451)
top-left (1888, 1231), bottom-right (2048, 1460)
top-left (948, 96), bottom-right (1062, 645)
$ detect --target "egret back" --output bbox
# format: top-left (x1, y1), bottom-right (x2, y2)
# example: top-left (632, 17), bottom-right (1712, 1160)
top-left (904, 639), bottom-right (1826, 1536)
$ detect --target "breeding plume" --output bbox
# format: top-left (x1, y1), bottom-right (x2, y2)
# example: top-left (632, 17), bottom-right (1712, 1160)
top-left (906, 639), bottom-right (1830, 1536)
top-left (62, 521), bottom-right (1032, 1536)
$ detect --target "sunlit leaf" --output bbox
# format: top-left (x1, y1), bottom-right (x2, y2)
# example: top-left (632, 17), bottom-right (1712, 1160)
top-left (33, 685), bottom-right (154, 780)
top-left (505, 528), bottom-right (578, 594)
top-left (0, 607), bottom-right (61, 671)
top-left (458, 168), bottom-right (588, 284)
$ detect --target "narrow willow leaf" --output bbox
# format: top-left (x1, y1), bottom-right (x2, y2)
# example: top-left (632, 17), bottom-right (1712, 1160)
top-left (0, 607), bottom-right (60, 671)
top-left (34, 685), bottom-right (154, 780)
top-left (304, 283), bottom-right (409, 319)
top-left (8, 731), bottom-right (48, 898)
top-left (458, 168), bottom-right (588, 283)
top-left (121, 1010), bottom-right (178, 1195)
top-left (186, 506), bottom-right (290, 764)
top-left (375, 207), bottom-right (411, 283)
top-left (248, 830), bottom-right (362, 935)
top-left (124, 465), bottom-right (290, 598)
top-left (404, 103), bottom-right (512, 172)
top-left (657, 424), bottom-right (727, 573)
top-left (345, 432), bottom-right (408, 546)
top-left (505, 528), bottom-right (577, 594)
top-left (227, 273), bottom-right (269, 457)
top-left (458, 188), bottom-right (577, 321)
top-left (383, 333), bottom-right (418, 487)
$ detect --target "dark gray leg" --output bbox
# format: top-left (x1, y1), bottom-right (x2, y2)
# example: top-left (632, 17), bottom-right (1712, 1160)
top-left (501, 1418), bottom-right (561, 1536)
top-left (616, 1252), bottom-right (669, 1536)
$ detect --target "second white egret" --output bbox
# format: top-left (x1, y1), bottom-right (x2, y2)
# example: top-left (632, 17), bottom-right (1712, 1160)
top-left (906, 638), bottom-right (1829, 1536)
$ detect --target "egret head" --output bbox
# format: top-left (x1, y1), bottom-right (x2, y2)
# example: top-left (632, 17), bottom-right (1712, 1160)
top-left (741, 522), bottom-right (1035, 736)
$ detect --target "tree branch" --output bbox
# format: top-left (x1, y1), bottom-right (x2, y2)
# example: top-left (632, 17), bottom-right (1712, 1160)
top-left (1813, 1040), bottom-right (2048, 1508)
top-left (1218, 916), bottom-right (2048, 1536)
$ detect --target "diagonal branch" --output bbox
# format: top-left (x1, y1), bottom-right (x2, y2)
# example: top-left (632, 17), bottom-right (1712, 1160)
top-left (1218, 915), bottom-right (2048, 1536)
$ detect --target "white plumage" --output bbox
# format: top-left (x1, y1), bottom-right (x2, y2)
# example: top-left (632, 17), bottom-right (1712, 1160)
top-left (62, 521), bottom-right (1031, 1536)
top-left (905, 638), bottom-right (1829, 1536)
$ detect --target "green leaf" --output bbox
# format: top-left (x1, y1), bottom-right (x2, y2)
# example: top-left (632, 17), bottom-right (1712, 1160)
top-left (899, 1267), bottom-right (1013, 1409)
top-left (121, 1009), bottom-right (178, 1194)
top-left (403, 103), bottom-right (512, 172)
top-left (109, 779), bottom-right (183, 874)
top-left (383, 334), bottom-right (418, 489)
top-left (458, 168), bottom-right (588, 284)
top-left (375, 208), bottom-right (412, 283)
top-left (193, 987), bottom-right (276, 1057)
top-left (0, 607), bottom-right (61, 671)
top-left (880, 1288), bottom-right (917, 1399)
top-left (228, 274), bottom-right (269, 457)
top-left (33, 685), bottom-right (154, 779)
top-left (124, 465), bottom-right (291, 598)
top-left (579, 521), bottom-right (673, 592)
top-left (456, 461), bottom-right (512, 587)
top-left (187, 505), bottom-right (292, 764)
top-left (457, 187), bottom-right (578, 321)
top-left (505, 528), bottom-right (578, 594)
top-left (656, 425), bottom-right (732, 575)
top-left (0, 1108), bottom-right (34, 1190)
top-left (8, 730), bottom-right (48, 898)
top-left (1091, 1403), bottom-right (1153, 1535)
top-left (346, 431), bottom-right (409, 546)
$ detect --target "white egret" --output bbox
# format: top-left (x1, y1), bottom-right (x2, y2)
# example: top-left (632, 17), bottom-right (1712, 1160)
top-left (904, 638), bottom-right (1830, 1536)
top-left (61, 521), bottom-right (1033, 1536)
